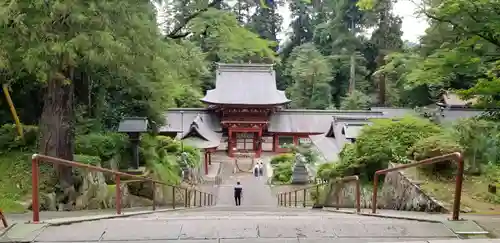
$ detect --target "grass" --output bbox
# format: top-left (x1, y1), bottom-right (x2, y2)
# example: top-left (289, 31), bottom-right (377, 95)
top-left (0, 151), bottom-right (52, 213)
top-left (402, 165), bottom-right (500, 213)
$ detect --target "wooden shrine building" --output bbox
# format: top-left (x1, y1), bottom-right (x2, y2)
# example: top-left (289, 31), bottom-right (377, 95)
top-left (160, 63), bottom-right (483, 173)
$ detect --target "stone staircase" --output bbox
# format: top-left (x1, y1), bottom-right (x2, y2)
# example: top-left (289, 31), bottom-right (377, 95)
top-left (26, 206), bottom-right (470, 242)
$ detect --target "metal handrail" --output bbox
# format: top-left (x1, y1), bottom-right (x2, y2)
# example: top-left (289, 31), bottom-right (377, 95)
top-left (0, 209), bottom-right (7, 228)
top-left (371, 152), bottom-right (464, 221)
top-left (31, 154), bottom-right (215, 223)
top-left (277, 176), bottom-right (361, 213)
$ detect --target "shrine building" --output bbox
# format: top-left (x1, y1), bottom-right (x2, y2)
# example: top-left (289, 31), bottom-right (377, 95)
top-left (159, 63), bottom-right (483, 174)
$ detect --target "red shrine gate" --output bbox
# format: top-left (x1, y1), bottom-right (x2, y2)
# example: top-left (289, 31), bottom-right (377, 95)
top-left (219, 108), bottom-right (269, 158)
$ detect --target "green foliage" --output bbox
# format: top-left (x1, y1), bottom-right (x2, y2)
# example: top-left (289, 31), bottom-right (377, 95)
top-left (448, 118), bottom-right (500, 172)
top-left (75, 133), bottom-right (128, 162)
top-left (0, 152), bottom-right (52, 213)
top-left (272, 161), bottom-right (294, 184)
top-left (407, 134), bottom-right (463, 174)
top-left (73, 154), bottom-right (101, 166)
top-left (339, 90), bottom-right (372, 110)
top-left (190, 9), bottom-right (277, 63)
top-left (270, 153), bottom-right (294, 183)
top-left (286, 43), bottom-right (333, 109)
top-left (270, 153), bottom-right (294, 165)
top-left (316, 162), bottom-right (336, 181)
top-left (337, 116), bottom-right (442, 180)
top-left (0, 124), bottom-right (38, 152)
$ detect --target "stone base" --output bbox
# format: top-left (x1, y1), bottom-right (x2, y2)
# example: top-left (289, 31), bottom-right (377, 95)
top-left (123, 167), bottom-right (146, 175)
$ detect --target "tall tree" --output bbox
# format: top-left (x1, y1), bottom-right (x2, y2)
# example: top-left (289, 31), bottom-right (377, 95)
top-left (287, 43), bottom-right (333, 109)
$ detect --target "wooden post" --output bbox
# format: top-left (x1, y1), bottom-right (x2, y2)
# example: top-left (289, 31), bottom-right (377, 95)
top-left (204, 151), bottom-right (208, 175)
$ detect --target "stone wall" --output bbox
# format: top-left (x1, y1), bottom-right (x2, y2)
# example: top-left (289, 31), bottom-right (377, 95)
top-left (324, 163), bottom-right (448, 212)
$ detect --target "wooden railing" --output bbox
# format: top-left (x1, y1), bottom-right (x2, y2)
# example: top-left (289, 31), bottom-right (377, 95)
top-left (372, 152), bottom-right (464, 221)
top-left (0, 209), bottom-right (7, 228)
top-left (276, 176), bottom-right (361, 213)
top-left (31, 154), bottom-right (215, 223)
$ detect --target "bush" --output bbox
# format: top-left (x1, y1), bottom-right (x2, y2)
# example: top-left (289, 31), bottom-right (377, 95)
top-left (0, 124), bottom-right (39, 151)
top-left (338, 116), bottom-right (442, 181)
top-left (75, 132), bottom-right (128, 162)
top-left (272, 162), bottom-right (293, 183)
top-left (270, 153), bottom-right (294, 165)
top-left (316, 162), bottom-right (336, 181)
top-left (74, 154), bottom-right (101, 166)
top-left (408, 134), bottom-right (463, 175)
top-left (450, 118), bottom-right (500, 173)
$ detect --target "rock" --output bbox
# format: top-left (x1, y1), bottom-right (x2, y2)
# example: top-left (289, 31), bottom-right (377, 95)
top-left (75, 167), bottom-right (109, 210)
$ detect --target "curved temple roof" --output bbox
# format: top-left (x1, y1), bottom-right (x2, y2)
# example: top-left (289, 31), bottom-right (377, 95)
top-left (179, 115), bottom-right (221, 149)
top-left (200, 63), bottom-right (290, 105)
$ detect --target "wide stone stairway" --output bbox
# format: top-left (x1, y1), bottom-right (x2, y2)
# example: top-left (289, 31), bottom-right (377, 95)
top-left (3, 154), bottom-right (496, 242)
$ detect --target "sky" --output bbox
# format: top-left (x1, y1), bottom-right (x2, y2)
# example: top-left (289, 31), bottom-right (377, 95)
top-left (157, 0), bottom-right (429, 43)
top-left (277, 0), bottom-right (428, 43)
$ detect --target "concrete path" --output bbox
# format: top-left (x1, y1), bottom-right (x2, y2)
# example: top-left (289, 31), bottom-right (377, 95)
top-left (215, 153), bottom-right (276, 207)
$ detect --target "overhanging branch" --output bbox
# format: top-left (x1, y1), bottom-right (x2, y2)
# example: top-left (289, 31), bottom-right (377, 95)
top-left (423, 12), bottom-right (500, 49)
top-left (166, 0), bottom-right (223, 39)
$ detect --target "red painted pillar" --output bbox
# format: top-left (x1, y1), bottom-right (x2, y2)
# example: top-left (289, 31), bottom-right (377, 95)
top-left (293, 136), bottom-right (299, 146)
top-left (273, 134), bottom-right (278, 152)
top-left (208, 152), bottom-right (212, 165)
top-left (204, 151), bottom-right (208, 175)
top-left (228, 129), bottom-right (233, 157)
top-left (257, 130), bottom-right (262, 158)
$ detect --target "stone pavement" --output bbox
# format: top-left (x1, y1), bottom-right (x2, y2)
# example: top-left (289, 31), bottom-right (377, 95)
top-left (2, 153), bottom-right (497, 242)
top-left (18, 207), bottom-right (466, 242)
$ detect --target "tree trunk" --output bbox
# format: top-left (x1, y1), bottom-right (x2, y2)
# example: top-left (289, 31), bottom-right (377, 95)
top-left (39, 69), bottom-right (76, 210)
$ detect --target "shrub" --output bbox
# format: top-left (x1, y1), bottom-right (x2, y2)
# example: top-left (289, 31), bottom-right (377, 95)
top-left (0, 124), bottom-right (39, 151)
top-left (74, 154), bottom-right (101, 166)
top-left (316, 162), bottom-right (336, 181)
top-left (408, 134), bottom-right (463, 175)
top-left (338, 116), bottom-right (442, 181)
top-left (75, 132), bottom-right (128, 162)
top-left (270, 153), bottom-right (294, 165)
top-left (450, 118), bottom-right (500, 172)
top-left (272, 162), bottom-right (293, 183)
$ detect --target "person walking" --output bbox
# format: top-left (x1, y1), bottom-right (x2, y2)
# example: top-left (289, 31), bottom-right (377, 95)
top-left (258, 162), bottom-right (264, 177)
top-left (253, 163), bottom-right (259, 177)
top-left (234, 181), bottom-right (243, 206)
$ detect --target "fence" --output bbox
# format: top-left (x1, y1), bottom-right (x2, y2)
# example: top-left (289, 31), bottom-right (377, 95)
top-left (277, 176), bottom-right (361, 213)
top-left (31, 154), bottom-right (215, 223)
top-left (0, 209), bottom-right (7, 228)
top-left (372, 152), bottom-right (464, 220)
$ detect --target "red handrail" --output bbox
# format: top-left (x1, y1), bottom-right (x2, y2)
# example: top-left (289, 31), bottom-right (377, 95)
top-left (371, 152), bottom-right (464, 221)
top-left (0, 209), bottom-right (7, 228)
top-left (277, 176), bottom-right (361, 213)
top-left (31, 154), bottom-right (214, 223)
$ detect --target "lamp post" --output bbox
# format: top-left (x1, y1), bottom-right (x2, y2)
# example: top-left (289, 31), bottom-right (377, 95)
top-left (180, 110), bottom-right (184, 152)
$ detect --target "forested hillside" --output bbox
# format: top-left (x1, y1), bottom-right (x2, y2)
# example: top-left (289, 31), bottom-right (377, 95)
top-left (0, 0), bottom-right (499, 212)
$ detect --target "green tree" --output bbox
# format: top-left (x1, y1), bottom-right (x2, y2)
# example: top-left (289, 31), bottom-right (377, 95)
top-left (286, 43), bottom-right (332, 109)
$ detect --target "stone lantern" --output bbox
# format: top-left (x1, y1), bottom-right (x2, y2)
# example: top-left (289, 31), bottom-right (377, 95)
top-left (118, 117), bottom-right (149, 173)
top-left (291, 153), bottom-right (309, 185)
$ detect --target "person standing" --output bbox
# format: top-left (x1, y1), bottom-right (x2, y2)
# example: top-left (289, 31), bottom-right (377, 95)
top-left (234, 181), bottom-right (243, 206)
top-left (253, 163), bottom-right (259, 177)
top-left (258, 162), bottom-right (264, 177)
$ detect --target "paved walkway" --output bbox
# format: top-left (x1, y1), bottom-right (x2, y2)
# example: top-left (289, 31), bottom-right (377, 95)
top-left (18, 208), bottom-right (464, 242)
top-left (2, 153), bottom-right (498, 242)
top-left (216, 155), bottom-right (276, 207)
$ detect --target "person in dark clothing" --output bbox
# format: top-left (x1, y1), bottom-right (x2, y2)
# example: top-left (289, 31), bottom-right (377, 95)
top-left (234, 181), bottom-right (242, 206)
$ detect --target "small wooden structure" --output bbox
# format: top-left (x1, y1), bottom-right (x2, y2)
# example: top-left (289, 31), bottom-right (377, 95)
top-left (118, 117), bottom-right (149, 170)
